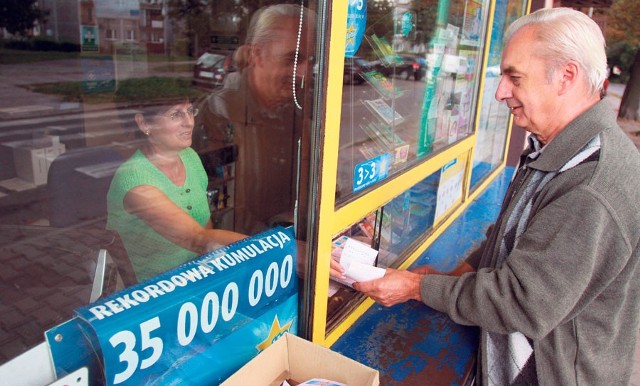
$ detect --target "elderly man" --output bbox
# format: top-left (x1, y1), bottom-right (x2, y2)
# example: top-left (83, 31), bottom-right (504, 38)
top-left (195, 4), bottom-right (316, 236)
top-left (353, 8), bottom-right (640, 385)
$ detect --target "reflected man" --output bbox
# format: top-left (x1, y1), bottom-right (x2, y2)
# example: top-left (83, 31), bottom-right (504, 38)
top-left (195, 4), bottom-right (316, 236)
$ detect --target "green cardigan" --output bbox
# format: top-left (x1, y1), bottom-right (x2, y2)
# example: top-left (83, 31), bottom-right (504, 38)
top-left (107, 147), bottom-right (211, 282)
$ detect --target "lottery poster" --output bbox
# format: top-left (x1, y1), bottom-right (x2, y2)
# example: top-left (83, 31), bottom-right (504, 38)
top-left (47, 227), bottom-right (299, 386)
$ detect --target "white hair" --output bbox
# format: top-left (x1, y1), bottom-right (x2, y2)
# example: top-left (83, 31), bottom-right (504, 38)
top-left (504, 7), bottom-right (607, 96)
top-left (246, 4), bottom-right (316, 46)
top-left (233, 4), bottom-right (316, 70)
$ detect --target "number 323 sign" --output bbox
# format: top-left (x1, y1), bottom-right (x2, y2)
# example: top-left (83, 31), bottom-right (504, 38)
top-left (47, 227), bottom-right (299, 385)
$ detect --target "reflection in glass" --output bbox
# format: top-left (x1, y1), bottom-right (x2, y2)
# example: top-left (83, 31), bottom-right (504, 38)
top-left (470, 0), bottom-right (527, 190)
top-left (0, 0), bottom-right (318, 366)
top-left (194, 3), bottom-right (316, 237)
top-left (336, 0), bottom-right (486, 203)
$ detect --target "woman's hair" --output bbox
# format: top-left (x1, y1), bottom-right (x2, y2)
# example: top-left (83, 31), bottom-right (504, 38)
top-left (504, 7), bottom-right (607, 96)
top-left (234, 4), bottom-right (316, 69)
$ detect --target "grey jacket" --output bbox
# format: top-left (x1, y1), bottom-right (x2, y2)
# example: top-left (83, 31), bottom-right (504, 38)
top-left (421, 100), bottom-right (640, 385)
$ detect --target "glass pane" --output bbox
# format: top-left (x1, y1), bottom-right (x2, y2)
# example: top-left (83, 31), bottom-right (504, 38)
top-left (0, 0), bottom-right (318, 365)
top-left (328, 153), bottom-right (468, 331)
top-left (470, 0), bottom-right (527, 189)
top-left (336, 0), bottom-right (487, 202)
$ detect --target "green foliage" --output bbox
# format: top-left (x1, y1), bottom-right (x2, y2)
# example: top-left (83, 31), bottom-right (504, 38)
top-left (24, 77), bottom-right (205, 104)
top-left (607, 41), bottom-right (636, 83)
top-left (0, 48), bottom-right (79, 65)
top-left (1, 37), bottom-right (79, 53)
top-left (0, 0), bottom-right (48, 36)
top-left (167, 0), bottom-right (211, 57)
top-left (606, 0), bottom-right (640, 83)
top-left (114, 77), bottom-right (204, 102)
top-left (606, 0), bottom-right (640, 46)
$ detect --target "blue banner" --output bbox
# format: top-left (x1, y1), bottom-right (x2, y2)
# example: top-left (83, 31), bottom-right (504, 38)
top-left (345, 0), bottom-right (367, 57)
top-left (48, 227), bottom-right (298, 385)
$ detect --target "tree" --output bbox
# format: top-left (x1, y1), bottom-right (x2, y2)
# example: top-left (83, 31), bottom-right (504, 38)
top-left (606, 0), bottom-right (640, 120)
top-left (167, 0), bottom-right (209, 57)
top-left (0, 0), bottom-right (47, 37)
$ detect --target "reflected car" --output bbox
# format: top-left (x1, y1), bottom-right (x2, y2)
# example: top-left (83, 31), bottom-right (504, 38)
top-left (343, 56), bottom-right (374, 85)
top-left (192, 52), bottom-right (235, 90)
top-left (374, 54), bottom-right (426, 81)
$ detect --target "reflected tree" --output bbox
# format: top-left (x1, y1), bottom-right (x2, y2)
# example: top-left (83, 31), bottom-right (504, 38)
top-left (0, 0), bottom-right (48, 36)
top-left (168, 0), bottom-right (306, 57)
top-left (167, 0), bottom-right (210, 57)
top-left (606, 0), bottom-right (640, 120)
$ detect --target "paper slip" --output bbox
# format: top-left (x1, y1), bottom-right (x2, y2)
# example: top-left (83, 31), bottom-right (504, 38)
top-left (331, 238), bottom-right (386, 288)
top-left (343, 261), bottom-right (385, 285)
top-left (341, 238), bottom-right (378, 266)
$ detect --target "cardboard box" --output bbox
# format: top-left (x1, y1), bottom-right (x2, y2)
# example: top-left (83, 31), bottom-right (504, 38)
top-left (221, 334), bottom-right (379, 386)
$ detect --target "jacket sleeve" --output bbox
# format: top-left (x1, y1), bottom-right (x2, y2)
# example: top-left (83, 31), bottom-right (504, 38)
top-left (421, 185), bottom-right (631, 339)
top-left (193, 93), bottom-right (233, 152)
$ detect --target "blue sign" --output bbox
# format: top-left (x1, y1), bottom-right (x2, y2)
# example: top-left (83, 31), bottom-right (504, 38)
top-left (345, 0), bottom-right (367, 57)
top-left (401, 12), bottom-right (414, 37)
top-left (81, 56), bottom-right (115, 94)
top-left (47, 227), bottom-right (298, 385)
top-left (353, 153), bottom-right (389, 192)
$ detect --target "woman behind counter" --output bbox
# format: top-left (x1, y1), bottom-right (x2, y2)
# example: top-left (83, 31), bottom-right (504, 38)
top-left (107, 100), bottom-right (246, 282)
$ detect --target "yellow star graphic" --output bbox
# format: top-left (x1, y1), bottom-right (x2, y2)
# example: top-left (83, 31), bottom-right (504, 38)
top-left (346, 23), bottom-right (356, 35)
top-left (345, 23), bottom-right (357, 47)
top-left (256, 315), bottom-right (292, 351)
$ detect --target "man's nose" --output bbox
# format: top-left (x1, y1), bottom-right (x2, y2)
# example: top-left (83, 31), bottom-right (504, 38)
top-left (495, 76), bottom-right (512, 102)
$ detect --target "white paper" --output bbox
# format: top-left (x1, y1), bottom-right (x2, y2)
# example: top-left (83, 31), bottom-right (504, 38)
top-left (344, 261), bottom-right (386, 284)
top-left (340, 238), bottom-right (378, 267)
top-left (330, 238), bottom-right (384, 289)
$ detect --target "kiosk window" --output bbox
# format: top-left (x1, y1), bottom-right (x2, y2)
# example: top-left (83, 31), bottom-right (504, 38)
top-left (336, 0), bottom-right (486, 203)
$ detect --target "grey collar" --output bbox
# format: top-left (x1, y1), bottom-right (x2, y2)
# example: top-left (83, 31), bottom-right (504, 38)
top-left (528, 100), bottom-right (614, 172)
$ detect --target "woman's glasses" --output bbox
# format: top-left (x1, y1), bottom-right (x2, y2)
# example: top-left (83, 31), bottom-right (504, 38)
top-left (157, 107), bottom-right (199, 121)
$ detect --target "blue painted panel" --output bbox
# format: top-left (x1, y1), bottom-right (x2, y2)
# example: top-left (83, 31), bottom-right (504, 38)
top-left (332, 167), bottom-right (514, 385)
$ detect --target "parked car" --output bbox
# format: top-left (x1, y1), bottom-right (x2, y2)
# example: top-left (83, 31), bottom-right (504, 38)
top-left (374, 54), bottom-right (426, 81)
top-left (343, 56), bottom-right (375, 85)
top-left (192, 52), bottom-right (235, 90)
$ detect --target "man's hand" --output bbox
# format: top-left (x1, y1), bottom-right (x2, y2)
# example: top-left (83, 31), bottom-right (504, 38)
top-left (409, 265), bottom-right (442, 275)
top-left (353, 268), bottom-right (424, 307)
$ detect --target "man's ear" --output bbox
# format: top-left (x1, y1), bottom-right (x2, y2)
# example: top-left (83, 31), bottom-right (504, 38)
top-left (558, 61), bottom-right (580, 95)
